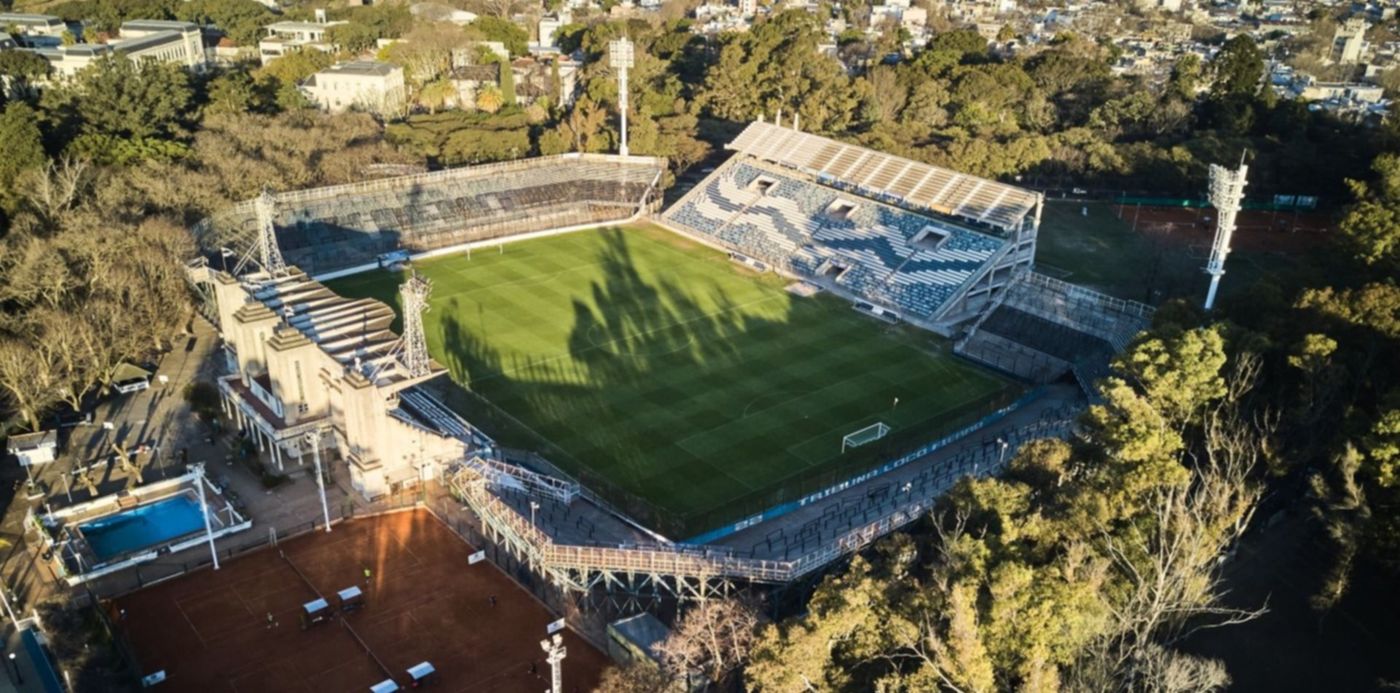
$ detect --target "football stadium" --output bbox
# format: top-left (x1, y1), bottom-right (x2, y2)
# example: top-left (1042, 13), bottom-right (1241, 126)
top-left (186, 122), bottom-right (1151, 608)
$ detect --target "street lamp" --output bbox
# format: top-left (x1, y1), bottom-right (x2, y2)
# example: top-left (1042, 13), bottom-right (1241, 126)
top-left (540, 634), bottom-right (566, 693)
top-left (997, 438), bottom-right (1009, 468)
top-left (9, 652), bottom-right (22, 685)
top-left (529, 501), bottom-right (540, 532)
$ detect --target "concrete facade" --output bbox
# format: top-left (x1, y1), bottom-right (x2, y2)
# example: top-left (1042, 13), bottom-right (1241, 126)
top-left (196, 266), bottom-right (487, 500)
top-left (302, 60), bottom-right (406, 116)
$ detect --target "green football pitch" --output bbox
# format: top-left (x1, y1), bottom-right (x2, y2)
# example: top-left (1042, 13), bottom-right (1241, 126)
top-left (330, 225), bottom-right (1016, 535)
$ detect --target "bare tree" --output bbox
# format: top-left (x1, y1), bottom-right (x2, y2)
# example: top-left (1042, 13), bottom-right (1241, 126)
top-left (1087, 353), bottom-right (1273, 686)
top-left (654, 597), bottom-right (764, 685)
top-left (18, 156), bottom-right (91, 232)
top-left (0, 337), bottom-right (61, 431)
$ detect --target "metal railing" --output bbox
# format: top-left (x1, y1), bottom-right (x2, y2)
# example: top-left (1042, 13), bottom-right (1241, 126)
top-left (445, 412), bottom-right (1076, 587)
top-left (1022, 271), bottom-right (1155, 320)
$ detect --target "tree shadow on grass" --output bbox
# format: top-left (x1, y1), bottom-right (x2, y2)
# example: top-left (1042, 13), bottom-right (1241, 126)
top-left (433, 229), bottom-right (801, 527)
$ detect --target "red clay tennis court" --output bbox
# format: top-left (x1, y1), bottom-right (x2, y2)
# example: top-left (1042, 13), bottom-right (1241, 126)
top-left (1114, 205), bottom-right (1335, 254)
top-left (111, 509), bottom-right (607, 692)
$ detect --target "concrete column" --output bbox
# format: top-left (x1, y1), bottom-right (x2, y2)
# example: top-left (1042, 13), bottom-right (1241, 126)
top-left (273, 440), bottom-right (284, 471)
top-left (255, 426), bottom-right (265, 452)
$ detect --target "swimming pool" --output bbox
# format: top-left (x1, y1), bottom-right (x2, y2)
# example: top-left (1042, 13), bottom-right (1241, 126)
top-left (79, 494), bottom-right (210, 562)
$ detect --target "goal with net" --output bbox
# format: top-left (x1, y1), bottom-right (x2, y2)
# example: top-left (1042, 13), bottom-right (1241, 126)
top-left (842, 422), bottom-right (890, 453)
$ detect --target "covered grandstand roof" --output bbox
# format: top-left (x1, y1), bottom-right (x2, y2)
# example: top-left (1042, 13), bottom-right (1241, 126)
top-left (240, 268), bottom-right (442, 389)
top-left (727, 121), bottom-right (1040, 233)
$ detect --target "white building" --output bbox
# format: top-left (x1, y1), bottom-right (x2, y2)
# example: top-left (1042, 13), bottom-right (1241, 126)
top-left (31, 43), bottom-right (114, 79)
top-left (302, 60), bottom-right (406, 116)
top-left (537, 11), bottom-right (571, 50)
top-left (0, 12), bottom-right (66, 47)
top-left (7, 430), bottom-right (58, 468)
top-left (1332, 17), bottom-right (1369, 65)
top-left (258, 17), bottom-right (346, 65)
top-left (195, 261), bottom-right (488, 500)
top-left (6, 16), bottom-right (204, 78)
top-left (410, 2), bottom-right (478, 25)
top-left (113, 20), bottom-right (206, 70)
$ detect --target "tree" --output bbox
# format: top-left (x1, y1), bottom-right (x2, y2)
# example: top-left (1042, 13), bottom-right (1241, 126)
top-left (0, 336), bottom-right (61, 431)
top-left (472, 16), bottom-right (528, 57)
top-left (698, 11), bottom-right (856, 132)
top-left (254, 50), bottom-right (335, 112)
top-left (205, 70), bottom-right (257, 116)
top-left (384, 22), bottom-right (470, 88)
top-left (0, 102), bottom-right (46, 212)
top-left (40, 57), bottom-right (192, 162)
top-left (1210, 35), bottom-right (1263, 98)
top-left (175, 0), bottom-right (272, 46)
top-left (1335, 154), bottom-right (1400, 271)
top-left (0, 49), bottom-right (53, 99)
top-left (749, 325), bottom-right (1269, 692)
top-left (593, 663), bottom-right (670, 692)
top-left (326, 22), bottom-right (381, 54)
top-left (654, 597), bottom-right (762, 685)
top-left (475, 86), bottom-right (503, 114)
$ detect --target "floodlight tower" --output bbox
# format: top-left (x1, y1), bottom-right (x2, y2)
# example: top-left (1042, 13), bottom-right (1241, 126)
top-left (541, 634), bottom-right (567, 693)
top-left (304, 430), bottom-right (332, 533)
top-left (1204, 161), bottom-right (1249, 311)
top-left (609, 37), bottom-right (634, 157)
top-left (400, 271), bottom-right (433, 379)
top-left (254, 189), bottom-right (287, 276)
top-left (192, 463), bottom-right (220, 570)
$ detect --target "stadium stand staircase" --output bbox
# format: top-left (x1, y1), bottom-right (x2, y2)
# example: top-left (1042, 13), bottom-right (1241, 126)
top-left (956, 272), bottom-right (1154, 388)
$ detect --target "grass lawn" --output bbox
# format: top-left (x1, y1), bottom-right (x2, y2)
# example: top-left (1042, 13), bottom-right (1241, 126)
top-left (330, 225), bottom-right (1016, 536)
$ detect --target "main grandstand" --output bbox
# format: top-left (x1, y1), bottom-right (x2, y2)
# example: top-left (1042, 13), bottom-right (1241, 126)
top-left (183, 123), bottom-right (1143, 613)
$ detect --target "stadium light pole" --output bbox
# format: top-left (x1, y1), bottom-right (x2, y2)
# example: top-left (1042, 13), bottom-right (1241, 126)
top-left (541, 634), bottom-right (566, 693)
top-left (1204, 160), bottom-right (1249, 311)
top-left (305, 431), bottom-right (332, 533)
top-left (609, 37), bottom-right (634, 157)
top-left (193, 463), bottom-right (220, 570)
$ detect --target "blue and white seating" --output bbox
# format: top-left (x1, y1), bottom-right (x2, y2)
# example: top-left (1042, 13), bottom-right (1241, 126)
top-left (664, 159), bottom-right (1009, 319)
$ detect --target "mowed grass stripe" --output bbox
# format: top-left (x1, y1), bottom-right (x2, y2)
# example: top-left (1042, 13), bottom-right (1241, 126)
top-left (329, 225), bottom-right (1017, 530)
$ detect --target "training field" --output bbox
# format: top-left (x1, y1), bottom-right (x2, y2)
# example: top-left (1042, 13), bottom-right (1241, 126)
top-left (113, 510), bottom-right (607, 692)
top-left (331, 226), bottom-right (1014, 533)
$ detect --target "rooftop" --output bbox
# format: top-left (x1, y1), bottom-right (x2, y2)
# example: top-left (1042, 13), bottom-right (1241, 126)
top-left (321, 60), bottom-right (400, 77)
top-left (34, 43), bottom-right (113, 58)
top-left (0, 12), bottom-right (63, 26)
top-left (121, 19), bottom-right (199, 32)
top-left (113, 31), bottom-right (188, 54)
top-left (239, 268), bottom-right (442, 390)
top-left (265, 20), bottom-right (346, 33)
top-left (727, 121), bottom-right (1041, 232)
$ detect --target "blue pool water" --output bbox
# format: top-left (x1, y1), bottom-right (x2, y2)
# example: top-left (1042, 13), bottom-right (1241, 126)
top-left (80, 494), bottom-right (209, 562)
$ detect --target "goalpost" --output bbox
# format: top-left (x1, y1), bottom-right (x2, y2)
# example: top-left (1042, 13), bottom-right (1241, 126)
top-left (842, 422), bottom-right (890, 453)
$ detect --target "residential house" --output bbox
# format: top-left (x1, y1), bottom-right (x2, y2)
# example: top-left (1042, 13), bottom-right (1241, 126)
top-left (302, 60), bottom-right (406, 116)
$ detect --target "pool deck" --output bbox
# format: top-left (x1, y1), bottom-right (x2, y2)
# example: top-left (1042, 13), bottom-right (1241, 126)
top-left (111, 509), bottom-right (608, 692)
top-left (41, 472), bottom-right (251, 586)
